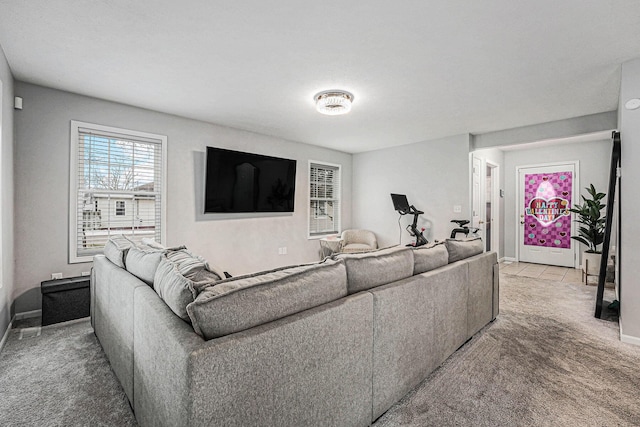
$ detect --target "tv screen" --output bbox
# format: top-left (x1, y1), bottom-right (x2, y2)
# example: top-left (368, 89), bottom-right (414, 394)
top-left (204, 147), bottom-right (297, 213)
top-left (390, 193), bottom-right (410, 213)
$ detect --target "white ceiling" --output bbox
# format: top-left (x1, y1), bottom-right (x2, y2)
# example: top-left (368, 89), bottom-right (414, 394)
top-left (0, 1), bottom-right (639, 153)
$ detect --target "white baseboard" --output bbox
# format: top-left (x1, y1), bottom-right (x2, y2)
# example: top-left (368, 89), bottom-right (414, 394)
top-left (41, 316), bottom-right (89, 329)
top-left (620, 334), bottom-right (640, 346)
top-left (15, 309), bottom-right (41, 320)
top-left (502, 257), bottom-right (517, 263)
top-left (0, 315), bottom-right (15, 354)
top-left (619, 320), bottom-right (640, 346)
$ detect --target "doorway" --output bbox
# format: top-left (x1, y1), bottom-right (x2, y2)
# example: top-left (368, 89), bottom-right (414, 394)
top-left (516, 162), bottom-right (578, 268)
top-left (471, 155), bottom-right (499, 254)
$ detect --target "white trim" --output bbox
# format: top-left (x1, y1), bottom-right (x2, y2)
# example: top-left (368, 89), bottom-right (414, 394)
top-left (307, 160), bottom-right (342, 239)
top-left (515, 161), bottom-right (579, 268)
top-left (486, 160), bottom-right (500, 255)
top-left (1, 310), bottom-right (45, 354)
top-left (0, 315), bottom-right (13, 354)
top-left (41, 316), bottom-right (89, 329)
top-left (499, 130), bottom-right (615, 151)
top-left (69, 120), bottom-right (168, 263)
top-left (619, 320), bottom-right (640, 346)
top-left (502, 257), bottom-right (517, 263)
top-left (620, 334), bottom-right (640, 346)
top-left (15, 309), bottom-right (42, 320)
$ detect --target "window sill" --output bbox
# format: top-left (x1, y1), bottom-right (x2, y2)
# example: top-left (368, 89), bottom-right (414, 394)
top-left (308, 233), bottom-right (341, 240)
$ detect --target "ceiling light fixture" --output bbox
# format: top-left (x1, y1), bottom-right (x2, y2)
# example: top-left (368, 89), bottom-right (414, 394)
top-left (314, 90), bottom-right (354, 116)
top-left (625, 98), bottom-right (640, 110)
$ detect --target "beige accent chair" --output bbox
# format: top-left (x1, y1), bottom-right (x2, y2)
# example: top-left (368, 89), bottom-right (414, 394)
top-left (340, 229), bottom-right (378, 253)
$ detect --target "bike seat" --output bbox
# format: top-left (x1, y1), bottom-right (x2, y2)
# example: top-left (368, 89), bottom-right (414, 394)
top-left (451, 219), bottom-right (470, 227)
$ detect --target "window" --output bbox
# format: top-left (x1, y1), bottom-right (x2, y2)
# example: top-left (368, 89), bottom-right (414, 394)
top-left (69, 121), bottom-right (167, 263)
top-left (309, 161), bottom-right (341, 237)
top-left (115, 201), bottom-right (125, 216)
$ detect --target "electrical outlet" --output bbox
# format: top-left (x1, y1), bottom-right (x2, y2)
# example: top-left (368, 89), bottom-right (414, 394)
top-left (81, 271), bottom-right (91, 276)
top-left (51, 273), bottom-right (63, 280)
top-left (278, 247), bottom-right (288, 255)
top-left (453, 205), bottom-right (462, 213)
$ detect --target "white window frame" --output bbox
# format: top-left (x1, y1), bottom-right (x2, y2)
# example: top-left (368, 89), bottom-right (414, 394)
top-left (69, 121), bottom-right (167, 263)
top-left (308, 160), bottom-right (342, 239)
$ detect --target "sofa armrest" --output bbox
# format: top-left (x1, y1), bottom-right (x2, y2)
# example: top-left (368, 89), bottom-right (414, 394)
top-left (133, 286), bottom-right (374, 427)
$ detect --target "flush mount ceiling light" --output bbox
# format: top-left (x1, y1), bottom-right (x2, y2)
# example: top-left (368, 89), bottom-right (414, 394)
top-left (314, 90), bottom-right (354, 116)
top-left (625, 98), bottom-right (640, 110)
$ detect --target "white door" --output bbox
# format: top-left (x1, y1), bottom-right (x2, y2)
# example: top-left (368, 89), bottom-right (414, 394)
top-left (471, 156), bottom-right (484, 239)
top-left (517, 163), bottom-right (577, 267)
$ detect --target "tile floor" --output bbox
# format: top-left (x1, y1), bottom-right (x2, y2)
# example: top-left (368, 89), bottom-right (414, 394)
top-left (500, 261), bottom-right (587, 285)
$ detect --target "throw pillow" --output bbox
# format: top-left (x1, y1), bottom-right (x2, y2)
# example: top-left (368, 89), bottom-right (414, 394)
top-left (153, 254), bottom-right (222, 321)
top-left (125, 246), bottom-right (165, 286)
top-left (164, 248), bottom-right (224, 281)
top-left (334, 246), bottom-right (414, 293)
top-left (140, 237), bottom-right (166, 250)
top-left (445, 237), bottom-right (484, 263)
top-left (103, 235), bottom-right (133, 268)
top-left (412, 241), bottom-right (449, 274)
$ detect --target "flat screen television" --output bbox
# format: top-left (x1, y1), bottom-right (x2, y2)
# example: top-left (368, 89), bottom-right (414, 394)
top-left (204, 147), bottom-right (297, 213)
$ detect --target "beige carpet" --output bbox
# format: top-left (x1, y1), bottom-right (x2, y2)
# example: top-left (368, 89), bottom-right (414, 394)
top-left (0, 318), bottom-right (137, 426)
top-left (374, 272), bottom-right (639, 426)
top-left (1, 272), bottom-right (637, 426)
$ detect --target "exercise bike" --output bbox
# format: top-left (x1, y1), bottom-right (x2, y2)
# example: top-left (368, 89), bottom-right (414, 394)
top-left (391, 193), bottom-right (428, 247)
top-left (450, 219), bottom-right (479, 239)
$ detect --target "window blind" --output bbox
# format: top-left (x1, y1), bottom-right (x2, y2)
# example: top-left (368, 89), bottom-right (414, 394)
top-left (309, 162), bottom-right (341, 236)
top-left (72, 124), bottom-right (165, 260)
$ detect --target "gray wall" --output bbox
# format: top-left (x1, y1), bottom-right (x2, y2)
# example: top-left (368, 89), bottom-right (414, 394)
top-left (0, 45), bottom-right (15, 337)
top-left (352, 134), bottom-right (471, 247)
top-left (619, 58), bottom-right (640, 342)
top-left (502, 140), bottom-right (612, 262)
top-left (13, 82), bottom-right (352, 313)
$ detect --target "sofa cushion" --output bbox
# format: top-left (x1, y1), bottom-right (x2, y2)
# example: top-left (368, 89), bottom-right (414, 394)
top-left (187, 258), bottom-right (348, 340)
top-left (412, 242), bottom-right (449, 275)
top-left (445, 237), bottom-right (484, 263)
top-left (153, 253), bottom-right (221, 321)
top-left (335, 246), bottom-right (414, 294)
top-left (103, 235), bottom-right (133, 268)
top-left (125, 246), bottom-right (165, 286)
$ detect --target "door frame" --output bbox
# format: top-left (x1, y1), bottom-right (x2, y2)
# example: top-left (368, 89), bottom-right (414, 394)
top-left (486, 160), bottom-right (500, 255)
top-left (470, 155), bottom-right (500, 254)
top-left (471, 155), bottom-right (483, 241)
top-left (515, 161), bottom-right (579, 269)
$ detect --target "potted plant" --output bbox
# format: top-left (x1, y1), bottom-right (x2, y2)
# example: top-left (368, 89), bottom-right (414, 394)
top-left (569, 184), bottom-right (606, 280)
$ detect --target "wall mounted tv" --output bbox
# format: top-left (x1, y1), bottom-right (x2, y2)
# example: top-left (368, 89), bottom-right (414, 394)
top-left (204, 147), bottom-right (297, 213)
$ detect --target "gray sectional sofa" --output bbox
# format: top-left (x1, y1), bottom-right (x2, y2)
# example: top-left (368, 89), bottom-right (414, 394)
top-left (91, 238), bottom-right (499, 426)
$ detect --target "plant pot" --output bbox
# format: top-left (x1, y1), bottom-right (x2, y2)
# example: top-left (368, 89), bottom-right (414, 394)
top-left (583, 251), bottom-right (602, 276)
